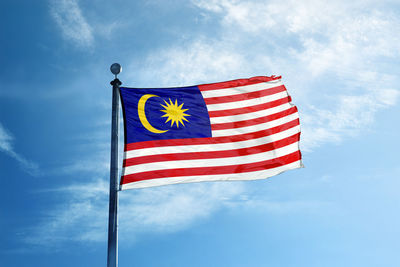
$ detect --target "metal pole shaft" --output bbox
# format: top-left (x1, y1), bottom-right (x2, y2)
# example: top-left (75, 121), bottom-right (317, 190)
top-left (107, 78), bottom-right (121, 267)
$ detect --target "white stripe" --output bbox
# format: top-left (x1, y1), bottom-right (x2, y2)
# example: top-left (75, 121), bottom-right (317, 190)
top-left (124, 125), bottom-right (300, 159)
top-left (212, 112), bottom-right (299, 137)
top-left (124, 112), bottom-right (298, 157)
top-left (121, 160), bottom-right (302, 190)
top-left (206, 91), bottom-right (289, 111)
top-left (201, 80), bottom-right (283, 98)
top-left (123, 142), bottom-right (299, 176)
top-left (210, 102), bottom-right (293, 124)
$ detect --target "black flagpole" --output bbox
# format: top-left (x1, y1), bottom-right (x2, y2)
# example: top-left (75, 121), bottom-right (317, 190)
top-left (108, 63), bottom-right (122, 267)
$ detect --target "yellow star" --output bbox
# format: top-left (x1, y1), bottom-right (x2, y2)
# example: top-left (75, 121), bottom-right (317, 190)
top-left (160, 98), bottom-right (190, 128)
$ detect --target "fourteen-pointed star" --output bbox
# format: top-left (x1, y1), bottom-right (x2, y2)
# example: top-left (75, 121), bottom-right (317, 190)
top-left (160, 99), bottom-right (190, 128)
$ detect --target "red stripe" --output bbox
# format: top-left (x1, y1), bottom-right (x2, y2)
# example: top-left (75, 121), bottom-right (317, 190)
top-left (198, 76), bottom-right (281, 91)
top-left (209, 96), bottom-right (292, 117)
top-left (211, 106), bottom-right (298, 131)
top-left (124, 133), bottom-right (300, 167)
top-left (204, 85), bottom-right (286, 105)
top-left (125, 118), bottom-right (299, 151)
top-left (121, 151), bottom-right (301, 184)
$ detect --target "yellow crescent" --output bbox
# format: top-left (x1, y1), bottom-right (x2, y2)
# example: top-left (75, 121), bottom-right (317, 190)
top-left (138, 94), bottom-right (169, 134)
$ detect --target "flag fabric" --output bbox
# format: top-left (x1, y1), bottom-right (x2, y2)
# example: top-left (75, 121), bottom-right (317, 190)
top-left (119, 76), bottom-right (302, 190)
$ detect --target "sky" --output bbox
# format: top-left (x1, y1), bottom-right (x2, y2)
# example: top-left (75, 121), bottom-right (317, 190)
top-left (1, 0), bottom-right (400, 266)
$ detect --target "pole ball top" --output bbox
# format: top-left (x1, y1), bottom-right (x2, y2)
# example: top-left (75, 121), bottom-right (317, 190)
top-left (110, 63), bottom-right (122, 76)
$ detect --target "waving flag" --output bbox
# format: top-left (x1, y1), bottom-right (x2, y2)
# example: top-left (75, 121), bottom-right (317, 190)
top-left (119, 76), bottom-right (302, 190)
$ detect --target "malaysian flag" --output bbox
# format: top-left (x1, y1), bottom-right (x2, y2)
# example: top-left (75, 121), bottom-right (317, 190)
top-left (119, 76), bottom-right (302, 190)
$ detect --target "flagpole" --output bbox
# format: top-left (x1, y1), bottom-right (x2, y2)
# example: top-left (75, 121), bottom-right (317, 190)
top-left (108, 63), bottom-right (122, 267)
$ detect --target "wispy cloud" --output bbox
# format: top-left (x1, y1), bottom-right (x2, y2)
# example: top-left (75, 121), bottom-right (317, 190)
top-left (133, 0), bottom-right (400, 150)
top-left (119, 182), bottom-right (244, 234)
top-left (0, 122), bottom-right (39, 176)
top-left (0, 123), bottom-right (13, 152)
top-left (24, 179), bottom-right (108, 246)
top-left (26, 0), bottom-right (400, 248)
top-left (25, 177), bottom-right (331, 248)
top-left (301, 89), bottom-right (399, 150)
top-left (128, 40), bottom-right (248, 87)
top-left (25, 179), bottom-right (244, 247)
top-left (50, 0), bottom-right (94, 47)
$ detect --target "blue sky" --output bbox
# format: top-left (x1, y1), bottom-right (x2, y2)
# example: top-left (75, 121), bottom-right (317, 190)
top-left (1, 0), bottom-right (400, 266)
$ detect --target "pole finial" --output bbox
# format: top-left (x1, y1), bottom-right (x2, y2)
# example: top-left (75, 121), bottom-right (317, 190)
top-left (110, 63), bottom-right (122, 78)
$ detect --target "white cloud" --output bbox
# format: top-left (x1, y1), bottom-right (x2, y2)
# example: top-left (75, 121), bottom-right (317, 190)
top-left (0, 123), bottom-right (13, 152)
top-left (135, 0), bottom-right (400, 150)
top-left (27, 0), bottom-right (400, 248)
top-left (50, 0), bottom-right (94, 47)
top-left (25, 180), bottom-right (109, 246)
top-left (0, 122), bottom-right (39, 176)
top-left (296, 12), bottom-right (400, 78)
top-left (25, 179), bottom-right (244, 246)
top-left (300, 88), bottom-right (399, 150)
top-left (193, 0), bottom-right (345, 34)
top-left (128, 40), bottom-right (249, 87)
top-left (119, 182), bottom-right (243, 234)
top-left (58, 159), bottom-right (109, 175)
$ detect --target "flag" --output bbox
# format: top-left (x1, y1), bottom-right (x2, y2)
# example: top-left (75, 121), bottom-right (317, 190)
top-left (119, 76), bottom-right (302, 190)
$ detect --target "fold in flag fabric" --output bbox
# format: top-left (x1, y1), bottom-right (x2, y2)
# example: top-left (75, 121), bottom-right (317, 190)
top-left (119, 76), bottom-right (302, 190)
